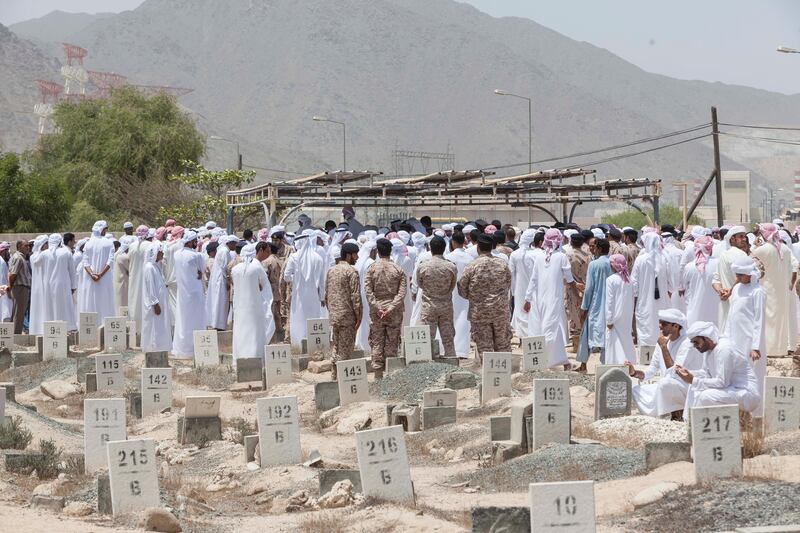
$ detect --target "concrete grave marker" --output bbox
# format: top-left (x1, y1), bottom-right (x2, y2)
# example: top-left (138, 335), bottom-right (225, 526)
top-left (306, 318), bottom-right (330, 353)
top-left (193, 330), bottom-right (219, 367)
top-left (179, 396), bottom-right (222, 445)
top-left (522, 336), bottom-right (546, 372)
top-left (595, 367), bottom-right (631, 419)
top-left (0, 323), bottom-right (12, 351)
top-left (78, 312), bottom-right (99, 348)
top-left (84, 398), bottom-right (126, 473)
top-left (185, 395), bottom-right (221, 418)
top-left (265, 344), bottom-right (293, 386)
top-left (764, 376), bottom-right (800, 435)
top-left (529, 480), bottom-right (596, 532)
top-left (141, 368), bottom-right (172, 417)
top-left (481, 352), bottom-right (512, 404)
top-left (403, 326), bottom-right (432, 363)
top-left (422, 389), bottom-right (456, 408)
top-left (256, 396), bottom-right (301, 466)
top-left (638, 345), bottom-right (656, 366)
top-left (337, 358), bottom-right (369, 405)
top-left (690, 404), bottom-right (742, 482)
top-left (106, 438), bottom-right (158, 515)
top-left (532, 379), bottom-right (571, 450)
top-left (43, 321), bottom-right (68, 359)
top-left (103, 317), bottom-right (127, 352)
top-left (126, 321), bottom-right (137, 349)
top-left (355, 425), bottom-right (414, 503)
top-left (95, 353), bottom-right (124, 392)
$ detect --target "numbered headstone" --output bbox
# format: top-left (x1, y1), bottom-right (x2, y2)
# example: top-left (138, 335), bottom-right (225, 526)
top-left (141, 368), bottom-right (172, 417)
top-left (529, 480), bottom-right (596, 532)
top-left (103, 317), bottom-right (127, 352)
top-left (764, 377), bottom-right (800, 435)
top-left (78, 312), bottom-right (99, 348)
top-left (422, 389), bottom-right (457, 408)
top-left (256, 396), bottom-right (301, 466)
top-left (95, 353), bottom-right (124, 392)
top-left (118, 306), bottom-right (129, 319)
top-left (193, 330), bottom-right (219, 367)
top-left (403, 326), bottom-right (432, 363)
top-left (337, 358), bottom-right (369, 405)
top-left (185, 395), bottom-right (221, 418)
top-left (107, 438), bottom-right (158, 515)
top-left (532, 379), bottom-right (571, 450)
top-left (0, 387), bottom-right (5, 418)
top-left (522, 336), bottom-right (546, 372)
top-left (84, 398), bottom-right (126, 473)
top-left (127, 321), bottom-right (137, 350)
top-left (355, 425), bottom-right (414, 503)
top-left (43, 320), bottom-right (68, 359)
top-left (690, 404), bottom-right (741, 482)
top-left (638, 345), bottom-right (655, 366)
top-left (0, 323), bottom-right (12, 350)
top-left (265, 344), bottom-right (293, 386)
top-left (481, 352), bottom-right (512, 404)
top-left (306, 318), bottom-right (330, 352)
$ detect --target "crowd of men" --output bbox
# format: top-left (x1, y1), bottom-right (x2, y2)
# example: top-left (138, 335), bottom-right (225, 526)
top-left (1, 209), bottom-right (797, 421)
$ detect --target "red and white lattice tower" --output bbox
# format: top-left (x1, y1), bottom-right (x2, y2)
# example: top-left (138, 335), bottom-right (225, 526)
top-left (87, 70), bottom-right (128, 98)
top-left (61, 43), bottom-right (89, 97)
top-left (33, 80), bottom-right (63, 135)
top-left (794, 171), bottom-right (800, 208)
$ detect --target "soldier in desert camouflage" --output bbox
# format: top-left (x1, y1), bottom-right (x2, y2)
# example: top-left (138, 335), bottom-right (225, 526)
top-left (365, 238), bottom-right (407, 378)
top-left (325, 242), bottom-right (362, 380)
top-left (416, 236), bottom-right (457, 357)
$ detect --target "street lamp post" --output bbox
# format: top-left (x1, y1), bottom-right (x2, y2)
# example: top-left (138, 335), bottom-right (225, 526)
top-left (313, 116), bottom-right (346, 171)
top-left (209, 135), bottom-right (242, 170)
top-left (494, 89), bottom-right (532, 174)
top-left (777, 45), bottom-right (800, 54)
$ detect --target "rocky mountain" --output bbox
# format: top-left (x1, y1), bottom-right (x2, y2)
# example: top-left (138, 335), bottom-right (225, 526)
top-left (5, 0), bottom-right (800, 205)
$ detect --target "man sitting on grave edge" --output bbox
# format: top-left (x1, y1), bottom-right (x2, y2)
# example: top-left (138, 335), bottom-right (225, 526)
top-left (677, 321), bottom-right (760, 418)
top-left (625, 308), bottom-right (702, 420)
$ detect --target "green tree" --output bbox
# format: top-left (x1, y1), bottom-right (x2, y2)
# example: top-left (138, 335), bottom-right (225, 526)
top-left (0, 152), bottom-right (70, 232)
top-left (159, 161), bottom-right (256, 228)
top-left (30, 86), bottom-right (205, 224)
top-left (601, 204), bottom-right (703, 229)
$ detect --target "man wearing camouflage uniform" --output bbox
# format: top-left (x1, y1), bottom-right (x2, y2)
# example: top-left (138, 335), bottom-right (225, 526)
top-left (365, 238), bottom-right (407, 377)
top-left (260, 242), bottom-right (283, 343)
top-left (416, 236), bottom-right (457, 357)
top-left (270, 227), bottom-right (294, 341)
top-left (565, 232), bottom-right (591, 350)
top-left (325, 243), bottom-right (362, 380)
top-left (457, 234), bottom-right (512, 362)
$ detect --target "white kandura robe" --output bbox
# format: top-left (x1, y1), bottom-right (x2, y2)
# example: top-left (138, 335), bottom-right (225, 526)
top-left (29, 244), bottom-right (52, 335)
top-left (0, 256), bottom-right (11, 321)
top-left (206, 247), bottom-right (231, 330)
top-left (525, 251), bottom-right (574, 368)
top-left (72, 249), bottom-right (83, 315)
top-left (684, 338), bottom-right (759, 415)
top-left (355, 255), bottom-right (375, 354)
top-left (113, 250), bottom-right (130, 314)
top-left (445, 248), bottom-right (473, 358)
top-left (394, 253), bottom-right (415, 328)
top-left (79, 234), bottom-right (115, 324)
top-left (141, 255), bottom-right (171, 352)
top-left (663, 243), bottom-right (685, 313)
top-left (682, 258), bottom-right (720, 327)
top-left (163, 240), bottom-right (182, 327)
top-left (509, 247), bottom-right (539, 338)
top-left (127, 239), bottom-right (151, 326)
top-left (724, 280), bottom-right (767, 413)
top-left (409, 250), bottom-right (432, 326)
top-left (632, 333), bottom-right (703, 417)
top-left (231, 259), bottom-right (274, 360)
top-left (631, 246), bottom-right (670, 346)
top-left (171, 247), bottom-right (208, 358)
top-left (713, 246), bottom-right (747, 330)
top-left (752, 242), bottom-right (793, 356)
top-left (50, 246), bottom-right (77, 330)
top-left (283, 243), bottom-right (327, 349)
top-left (603, 273), bottom-right (635, 365)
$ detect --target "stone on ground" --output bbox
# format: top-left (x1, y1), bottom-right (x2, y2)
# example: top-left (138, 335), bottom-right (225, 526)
top-left (39, 380), bottom-right (81, 400)
top-left (62, 501), bottom-right (93, 516)
top-left (632, 482), bottom-right (680, 508)
top-left (318, 479), bottom-right (356, 509)
top-left (142, 507), bottom-right (182, 532)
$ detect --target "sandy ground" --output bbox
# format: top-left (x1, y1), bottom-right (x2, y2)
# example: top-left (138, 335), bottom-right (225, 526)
top-left (0, 342), bottom-right (798, 532)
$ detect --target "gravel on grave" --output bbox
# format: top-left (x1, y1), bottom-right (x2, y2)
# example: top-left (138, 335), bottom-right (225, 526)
top-left (371, 361), bottom-right (464, 403)
top-left (764, 429), bottom-right (800, 456)
top-left (455, 443), bottom-right (645, 492)
top-left (606, 480), bottom-right (800, 532)
top-left (591, 415), bottom-right (688, 444)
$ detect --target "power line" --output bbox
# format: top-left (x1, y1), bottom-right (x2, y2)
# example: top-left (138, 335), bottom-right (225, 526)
top-left (561, 133), bottom-right (712, 168)
top-left (719, 131), bottom-right (800, 146)
top-left (242, 163), bottom-right (313, 175)
top-left (480, 123), bottom-right (711, 171)
top-left (719, 122), bottom-right (800, 132)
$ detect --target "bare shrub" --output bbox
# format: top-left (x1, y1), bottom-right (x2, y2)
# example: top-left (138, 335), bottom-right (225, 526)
top-left (0, 416), bottom-right (33, 449)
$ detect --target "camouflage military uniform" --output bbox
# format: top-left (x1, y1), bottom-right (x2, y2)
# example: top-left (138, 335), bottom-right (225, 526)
top-left (261, 254), bottom-right (283, 343)
top-left (624, 242), bottom-right (640, 270)
top-left (565, 244), bottom-right (591, 338)
top-left (609, 240), bottom-right (626, 258)
top-left (365, 258), bottom-right (407, 371)
top-left (457, 255), bottom-right (512, 360)
top-left (204, 256), bottom-right (214, 293)
top-left (416, 255), bottom-right (457, 357)
top-left (325, 262), bottom-right (362, 370)
top-left (274, 243), bottom-right (294, 341)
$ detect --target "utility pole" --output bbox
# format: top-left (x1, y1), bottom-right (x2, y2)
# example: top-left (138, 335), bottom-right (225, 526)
top-left (711, 107), bottom-right (724, 226)
top-left (674, 181), bottom-right (690, 230)
top-left (238, 153), bottom-right (243, 171)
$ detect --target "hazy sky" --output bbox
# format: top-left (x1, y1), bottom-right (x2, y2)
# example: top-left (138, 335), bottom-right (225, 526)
top-left (2, 0), bottom-right (800, 94)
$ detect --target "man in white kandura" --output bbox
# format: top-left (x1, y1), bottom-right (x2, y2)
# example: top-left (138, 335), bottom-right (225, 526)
top-left (627, 309), bottom-right (702, 419)
top-left (712, 225), bottom-right (748, 330)
top-left (509, 228), bottom-right (537, 338)
top-left (682, 235), bottom-right (719, 327)
top-left (752, 223), bottom-right (793, 356)
top-left (631, 232), bottom-right (670, 346)
top-left (141, 243), bottom-right (171, 353)
top-left (206, 235), bottom-right (235, 330)
top-left (678, 321), bottom-right (759, 416)
top-left (231, 242), bottom-right (274, 363)
top-left (283, 229), bottom-right (326, 350)
top-left (79, 221), bottom-right (115, 324)
top-left (127, 225), bottom-right (151, 325)
top-left (48, 234), bottom-right (77, 331)
top-left (171, 231), bottom-right (207, 359)
top-left (445, 232), bottom-right (473, 359)
top-left (604, 253), bottom-right (635, 365)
